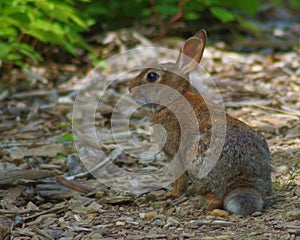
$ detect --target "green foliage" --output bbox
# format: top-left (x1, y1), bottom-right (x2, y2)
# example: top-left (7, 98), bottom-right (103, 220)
top-left (81, 0), bottom-right (150, 26)
top-left (209, 7), bottom-right (235, 23)
top-left (289, 0), bottom-right (300, 7)
top-left (74, 0), bottom-right (264, 44)
top-left (155, 0), bottom-right (179, 16)
top-left (56, 133), bottom-right (78, 143)
top-left (0, 0), bottom-right (293, 67)
top-left (83, 0), bottom-right (262, 27)
top-left (0, 0), bottom-right (93, 66)
top-left (186, 0), bottom-right (261, 23)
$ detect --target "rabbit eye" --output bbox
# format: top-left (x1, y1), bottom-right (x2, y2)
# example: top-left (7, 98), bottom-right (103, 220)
top-left (146, 71), bottom-right (160, 82)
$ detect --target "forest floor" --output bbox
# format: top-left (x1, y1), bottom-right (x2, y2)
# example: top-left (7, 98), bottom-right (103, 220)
top-left (0, 32), bottom-right (300, 239)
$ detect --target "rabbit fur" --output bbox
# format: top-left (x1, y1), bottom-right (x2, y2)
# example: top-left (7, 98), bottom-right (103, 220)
top-left (129, 30), bottom-right (272, 216)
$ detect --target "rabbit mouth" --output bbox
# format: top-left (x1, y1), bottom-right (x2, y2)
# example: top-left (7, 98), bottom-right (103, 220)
top-left (143, 103), bottom-right (159, 112)
top-left (131, 92), bottom-right (160, 112)
top-left (135, 98), bottom-right (158, 112)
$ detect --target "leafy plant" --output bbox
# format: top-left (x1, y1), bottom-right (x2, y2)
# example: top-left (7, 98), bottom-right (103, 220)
top-left (0, 0), bottom-right (93, 66)
top-left (0, 0), bottom-right (295, 68)
top-left (81, 0), bottom-right (263, 37)
top-left (164, 0), bottom-right (262, 30)
top-left (56, 133), bottom-right (79, 143)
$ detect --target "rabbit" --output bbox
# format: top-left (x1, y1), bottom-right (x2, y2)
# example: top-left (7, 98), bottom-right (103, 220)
top-left (129, 30), bottom-right (272, 216)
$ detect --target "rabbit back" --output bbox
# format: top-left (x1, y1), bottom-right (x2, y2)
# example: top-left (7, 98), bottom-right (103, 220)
top-left (188, 112), bottom-right (272, 215)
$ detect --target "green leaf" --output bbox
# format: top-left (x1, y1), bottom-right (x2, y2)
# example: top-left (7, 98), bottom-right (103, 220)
top-left (56, 153), bottom-right (67, 159)
top-left (228, 0), bottom-right (261, 15)
top-left (237, 18), bottom-right (260, 33)
top-left (56, 122), bottom-right (71, 128)
top-left (155, 4), bottom-right (178, 16)
top-left (2, 6), bottom-right (27, 16)
top-left (25, 28), bottom-right (46, 42)
top-left (27, 28), bottom-right (59, 43)
top-left (204, 0), bottom-right (222, 6)
top-left (185, 11), bottom-right (199, 20)
top-left (56, 133), bottom-right (78, 143)
top-left (26, 20), bottom-right (66, 44)
top-left (6, 52), bottom-right (22, 61)
top-left (51, 4), bottom-right (75, 23)
top-left (34, 0), bottom-right (55, 12)
top-left (0, 42), bottom-right (12, 59)
top-left (0, 16), bottom-right (22, 28)
top-left (28, 19), bottom-right (64, 34)
top-left (290, 0), bottom-right (300, 7)
top-left (0, 27), bottom-right (18, 38)
top-left (69, 13), bottom-right (89, 29)
top-left (63, 41), bottom-right (77, 56)
top-left (210, 7), bottom-right (235, 23)
top-left (15, 42), bottom-right (42, 62)
top-left (90, 56), bottom-right (109, 68)
top-left (10, 12), bottom-right (31, 25)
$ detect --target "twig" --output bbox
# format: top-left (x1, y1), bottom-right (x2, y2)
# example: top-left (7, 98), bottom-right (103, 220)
top-left (0, 169), bottom-right (58, 185)
top-left (31, 227), bottom-right (54, 240)
top-left (55, 176), bottom-right (96, 193)
top-left (23, 204), bottom-right (67, 221)
top-left (254, 104), bottom-right (300, 117)
top-left (10, 88), bottom-right (74, 99)
top-left (0, 140), bottom-right (55, 148)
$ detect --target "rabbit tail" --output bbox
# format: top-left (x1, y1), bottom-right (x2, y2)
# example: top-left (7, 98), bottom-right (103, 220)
top-left (223, 188), bottom-right (264, 216)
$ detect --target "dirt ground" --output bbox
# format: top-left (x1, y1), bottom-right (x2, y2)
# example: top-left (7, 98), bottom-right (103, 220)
top-left (0, 36), bottom-right (300, 239)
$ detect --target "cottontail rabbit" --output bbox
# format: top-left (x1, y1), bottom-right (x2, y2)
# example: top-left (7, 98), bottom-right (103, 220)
top-left (129, 30), bottom-right (272, 216)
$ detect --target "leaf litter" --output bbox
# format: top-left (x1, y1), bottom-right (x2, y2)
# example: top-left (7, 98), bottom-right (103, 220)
top-left (0, 31), bottom-right (300, 239)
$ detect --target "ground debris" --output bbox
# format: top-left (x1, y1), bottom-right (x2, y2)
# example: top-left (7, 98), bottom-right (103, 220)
top-left (1, 33), bottom-right (299, 239)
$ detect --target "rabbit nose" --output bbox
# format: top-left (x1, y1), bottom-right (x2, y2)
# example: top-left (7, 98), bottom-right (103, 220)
top-left (128, 85), bottom-right (134, 93)
top-left (128, 82), bottom-right (137, 93)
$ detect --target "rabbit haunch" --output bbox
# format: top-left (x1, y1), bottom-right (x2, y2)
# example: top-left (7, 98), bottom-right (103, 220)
top-left (129, 30), bottom-right (272, 216)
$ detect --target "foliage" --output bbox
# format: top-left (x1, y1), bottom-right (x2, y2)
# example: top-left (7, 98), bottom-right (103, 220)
top-left (0, 0), bottom-right (296, 67)
top-left (84, 0), bottom-right (262, 23)
top-left (82, 0), bottom-right (263, 33)
top-left (56, 133), bottom-right (78, 143)
top-left (0, 0), bottom-right (93, 66)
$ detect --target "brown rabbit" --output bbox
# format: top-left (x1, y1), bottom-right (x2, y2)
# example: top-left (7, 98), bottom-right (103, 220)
top-left (129, 30), bottom-right (272, 216)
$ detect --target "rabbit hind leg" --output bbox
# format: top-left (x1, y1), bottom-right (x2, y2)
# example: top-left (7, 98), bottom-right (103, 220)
top-left (201, 193), bottom-right (223, 210)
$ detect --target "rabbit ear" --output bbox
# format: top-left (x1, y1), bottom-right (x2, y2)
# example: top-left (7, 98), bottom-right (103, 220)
top-left (176, 29), bottom-right (207, 75)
